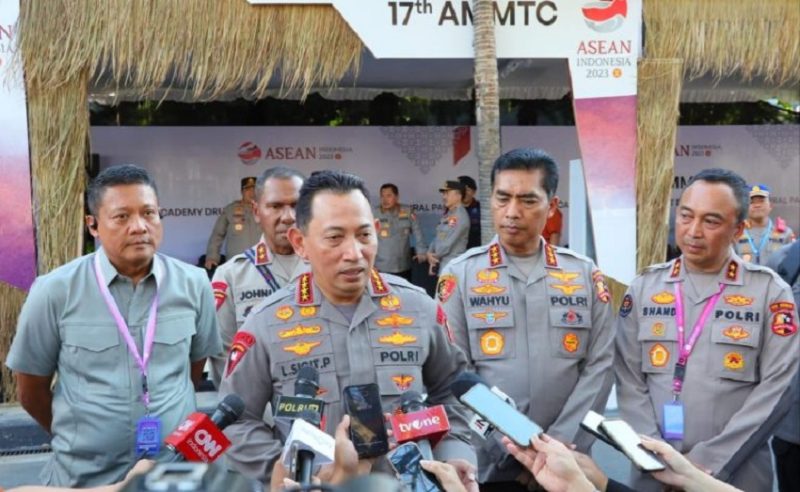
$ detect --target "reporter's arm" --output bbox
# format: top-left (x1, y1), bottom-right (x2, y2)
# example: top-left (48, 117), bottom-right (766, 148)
top-left (639, 436), bottom-right (742, 492)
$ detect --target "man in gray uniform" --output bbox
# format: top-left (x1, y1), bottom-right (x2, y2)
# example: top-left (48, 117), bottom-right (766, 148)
top-left (209, 166), bottom-right (308, 387)
top-left (439, 148), bottom-right (615, 491)
top-left (6, 165), bottom-right (222, 487)
top-left (767, 240), bottom-right (800, 492)
top-left (615, 168), bottom-right (799, 492)
top-left (427, 180), bottom-right (470, 276)
top-left (374, 183), bottom-right (427, 281)
top-left (219, 170), bottom-right (475, 484)
top-left (205, 177), bottom-right (261, 270)
top-left (735, 183), bottom-right (796, 266)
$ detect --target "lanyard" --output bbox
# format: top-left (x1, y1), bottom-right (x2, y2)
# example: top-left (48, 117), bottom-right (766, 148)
top-left (671, 281), bottom-right (726, 398)
top-left (93, 253), bottom-right (159, 410)
top-left (745, 219), bottom-right (772, 261)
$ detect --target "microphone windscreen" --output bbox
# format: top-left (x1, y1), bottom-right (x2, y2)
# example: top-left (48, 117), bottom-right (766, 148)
top-left (450, 372), bottom-right (486, 399)
top-left (212, 394), bottom-right (246, 429)
top-left (295, 366), bottom-right (320, 397)
top-left (399, 390), bottom-right (425, 413)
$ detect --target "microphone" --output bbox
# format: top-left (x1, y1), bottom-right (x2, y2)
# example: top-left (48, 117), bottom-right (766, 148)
top-left (389, 391), bottom-right (451, 460)
top-left (450, 371), bottom-right (484, 400)
top-left (279, 414), bottom-right (336, 485)
top-left (274, 366), bottom-right (326, 429)
top-left (163, 394), bottom-right (245, 463)
top-left (274, 366), bottom-right (326, 486)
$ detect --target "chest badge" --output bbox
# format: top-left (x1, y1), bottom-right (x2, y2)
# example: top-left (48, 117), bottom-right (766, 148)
top-left (376, 313), bottom-right (415, 328)
top-left (562, 333), bottom-right (580, 353)
top-left (380, 294), bottom-right (402, 311)
top-left (379, 331), bottom-right (418, 346)
top-left (479, 330), bottom-right (505, 356)
top-left (722, 325), bottom-right (749, 341)
top-left (651, 291), bottom-right (675, 304)
top-left (276, 305), bottom-right (294, 321)
top-left (649, 343), bottom-right (669, 367)
top-left (723, 352), bottom-right (745, 371)
top-left (283, 341), bottom-right (321, 356)
top-left (471, 311), bottom-right (508, 324)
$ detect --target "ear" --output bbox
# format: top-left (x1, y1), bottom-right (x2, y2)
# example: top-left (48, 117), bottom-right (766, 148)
top-left (547, 196), bottom-right (560, 218)
top-left (734, 220), bottom-right (746, 240)
top-left (287, 226), bottom-right (307, 260)
top-left (85, 215), bottom-right (99, 238)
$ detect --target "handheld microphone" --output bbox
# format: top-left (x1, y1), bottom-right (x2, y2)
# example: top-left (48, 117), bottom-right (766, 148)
top-left (274, 366), bottom-right (326, 429)
top-left (389, 391), bottom-right (451, 460)
top-left (163, 394), bottom-right (245, 463)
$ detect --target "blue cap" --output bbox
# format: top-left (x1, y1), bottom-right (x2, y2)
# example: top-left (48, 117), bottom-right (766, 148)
top-left (749, 184), bottom-right (770, 198)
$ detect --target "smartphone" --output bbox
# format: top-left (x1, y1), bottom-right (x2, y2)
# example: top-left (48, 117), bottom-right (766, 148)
top-left (580, 411), bottom-right (619, 450)
top-left (459, 383), bottom-right (543, 446)
top-left (387, 442), bottom-right (444, 492)
top-left (599, 419), bottom-right (666, 472)
top-left (342, 383), bottom-right (390, 458)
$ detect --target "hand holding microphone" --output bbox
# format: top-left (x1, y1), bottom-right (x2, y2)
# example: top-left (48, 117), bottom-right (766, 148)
top-left (389, 390), bottom-right (451, 460)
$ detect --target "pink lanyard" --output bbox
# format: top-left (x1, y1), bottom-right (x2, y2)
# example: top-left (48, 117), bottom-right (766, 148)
top-left (93, 253), bottom-right (159, 409)
top-left (671, 281), bottom-right (725, 397)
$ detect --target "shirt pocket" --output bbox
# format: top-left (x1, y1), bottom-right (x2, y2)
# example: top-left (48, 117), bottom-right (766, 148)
top-left (636, 318), bottom-right (677, 374)
top-left (708, 320), bottom-right (760, 383)
top-left (465, 311), bottom-right (515, 361)
top-left (61, 324), bottom-right (123, 395)
top-left (148, 316), bottom-right (196, 397)
top-left (549, 307), bottom-right (592, 359)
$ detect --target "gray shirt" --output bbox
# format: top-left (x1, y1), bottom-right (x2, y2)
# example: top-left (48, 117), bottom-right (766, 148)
top-left (374, 205), bottom-right (428, 273)
top-left (6, 249), bottom-right (222, 487)
top-left (219, 270), bottom-right (476, 483)
top-left (767, 241), bottom-right (800, 445)
top-left (429, 205), bottom-right (470, 270)
top-left (206, 199), bottom-right (261, 263)
top-left (615, 254), bottom-right (799, 492)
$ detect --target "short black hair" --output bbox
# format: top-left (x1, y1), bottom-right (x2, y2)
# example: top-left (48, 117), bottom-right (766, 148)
top-left (87, 164), bottom-right (158, 215)
top-left (683, 168), bottom-right (749, 223)
top-left (490, 148), bottom-right (559, 199)
top-left (458, 175), bottom-right (477, 191)
top-left (255, 166), bottom-right (305, 201)
top-left (380, 183), bottom-right (399, 196)
top-left (295, 170), bottom-right (371, 232)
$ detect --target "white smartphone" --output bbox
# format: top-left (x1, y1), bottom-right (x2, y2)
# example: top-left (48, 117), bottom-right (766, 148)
top-left (580, 410), bottom-right (619, 450)
top-left (459, 383), bottom-right (543, 446)
top-left (599, 419), bottom-right (666, 472)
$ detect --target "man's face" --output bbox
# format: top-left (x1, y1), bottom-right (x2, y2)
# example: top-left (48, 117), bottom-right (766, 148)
top-left (675, 180), bottom-right (744, 272)
top-left (255, 176), bottom-right (303, 255)
top-left (88, 184), bottom-right (163, 271)
top-left (442, 189), bottom-right (462, 210)
top-left (491, 169), bottom-right (557, 256)
top-left (747, 196), bottom-right (772, 222)
top-left (380, 188), bottom-right (398, 210)
top-left (288, 190), bottom-right (378, 304)
top-left (242, 186), bottom-right (256, 203)
top-left (463, 187), bottom-right (476, 205)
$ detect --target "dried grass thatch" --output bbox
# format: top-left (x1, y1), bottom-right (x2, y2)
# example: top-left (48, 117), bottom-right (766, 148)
top-left (0, 286), bottom-right (26, 402)
top-left (636, 59), bottom-right (684, 273)
top-left (18, 1), bottom-right (363, 101)
top-left (645, 0), bottom-right (800, 85)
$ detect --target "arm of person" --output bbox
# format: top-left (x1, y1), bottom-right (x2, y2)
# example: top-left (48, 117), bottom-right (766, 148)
top-left (685, 280), bottom-right (799, 479)
top-left (421, 293), bottom-right (477, 465)
top-left (209, 266), bottom-right (237, 388)
top-left (613, 283), bottom-right (663, 439)
top-left (410, 211), bottom-right (429, 254)
top-left (218, 314), bottom-right (283, 483)
top-left (189, 272), bottom-right (224, 370)
top-left (503, 434), bottom-right (598, 492)
top-left (438, 263), bottom-right (473, 371)
top-left (639, 436), bottom-right (742, 492)
top-left (205, 210), bottom-right (229, 265)
top-left (5, 276), bottom-right (62, 435)
top-left (436, 213), bottom-right (470, 260)
top-left (546, 267), bottom-right (616, 450)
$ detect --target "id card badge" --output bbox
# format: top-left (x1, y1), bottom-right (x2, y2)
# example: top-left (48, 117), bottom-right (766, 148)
top-left (663, 401), bottom-right (685, 441)
top-left (135, 415), bottom-right (162, 457)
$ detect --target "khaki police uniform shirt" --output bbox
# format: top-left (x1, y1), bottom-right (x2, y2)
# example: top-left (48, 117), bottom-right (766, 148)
top-left (218, 270), bottom-right (476, 483)
top-left (439, 237), bottom-right (615, 483)
top-left (374, 205), bottom-right (428, 274)
top-left (735, 218), bottom-right (795, 266)
top-left (615, 254), bottom-right (799, 492)
top-left (209, 237), bottom-right (309, 387)
top-left (5, 249), bottom-right (222, 488)
top-left (205, 199), bottom-right (260, 263)
top-left (429, 205), bottom-right (470, 270)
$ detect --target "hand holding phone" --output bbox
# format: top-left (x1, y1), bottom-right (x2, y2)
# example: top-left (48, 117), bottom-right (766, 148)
top-left (387, 442), bottom-right (444, 492)
top-left (342, 384), bottom-right (390, 459)
top-left (599, 419), bottom-right (666, 472)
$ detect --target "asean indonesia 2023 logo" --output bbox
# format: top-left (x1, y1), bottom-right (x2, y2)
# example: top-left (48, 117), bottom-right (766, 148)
top-left (582, 0), bottom-right (627, 33)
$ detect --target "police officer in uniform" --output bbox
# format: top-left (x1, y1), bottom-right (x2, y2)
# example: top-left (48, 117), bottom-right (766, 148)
top-left (735, 184), bottom-right (795, 265)
top-left (616, 169), bottom-right (799, 492)
top-left (439, 148), bottom-right (615, 491)
top-left (427, 180), bottom-right (470, 276)
top-left (373, 183), bottom-right (427, 282)
top-left (205, 177), bottom-right (261, 269)
top-left (209, 166), bottom-right (308, 387)
top-left (219, 170), bottom-right (476, 484)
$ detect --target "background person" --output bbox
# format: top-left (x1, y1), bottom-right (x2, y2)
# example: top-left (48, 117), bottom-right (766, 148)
top-left (205, 176), bottom-right (261, 270)
top-left (373, 183), bottom-right (428, 282)
top-left (457, 175), bottom-right (481, 249)
top-left (427, 180), bottom-right (470, 276)
top-left (735, 183), bottom-right (795, 265)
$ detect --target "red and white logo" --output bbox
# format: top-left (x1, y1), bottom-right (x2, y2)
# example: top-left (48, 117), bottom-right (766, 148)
top-left (237, 141), bottom-right (262, 165)
top-left (582, 0), bottom-right (627, 33)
